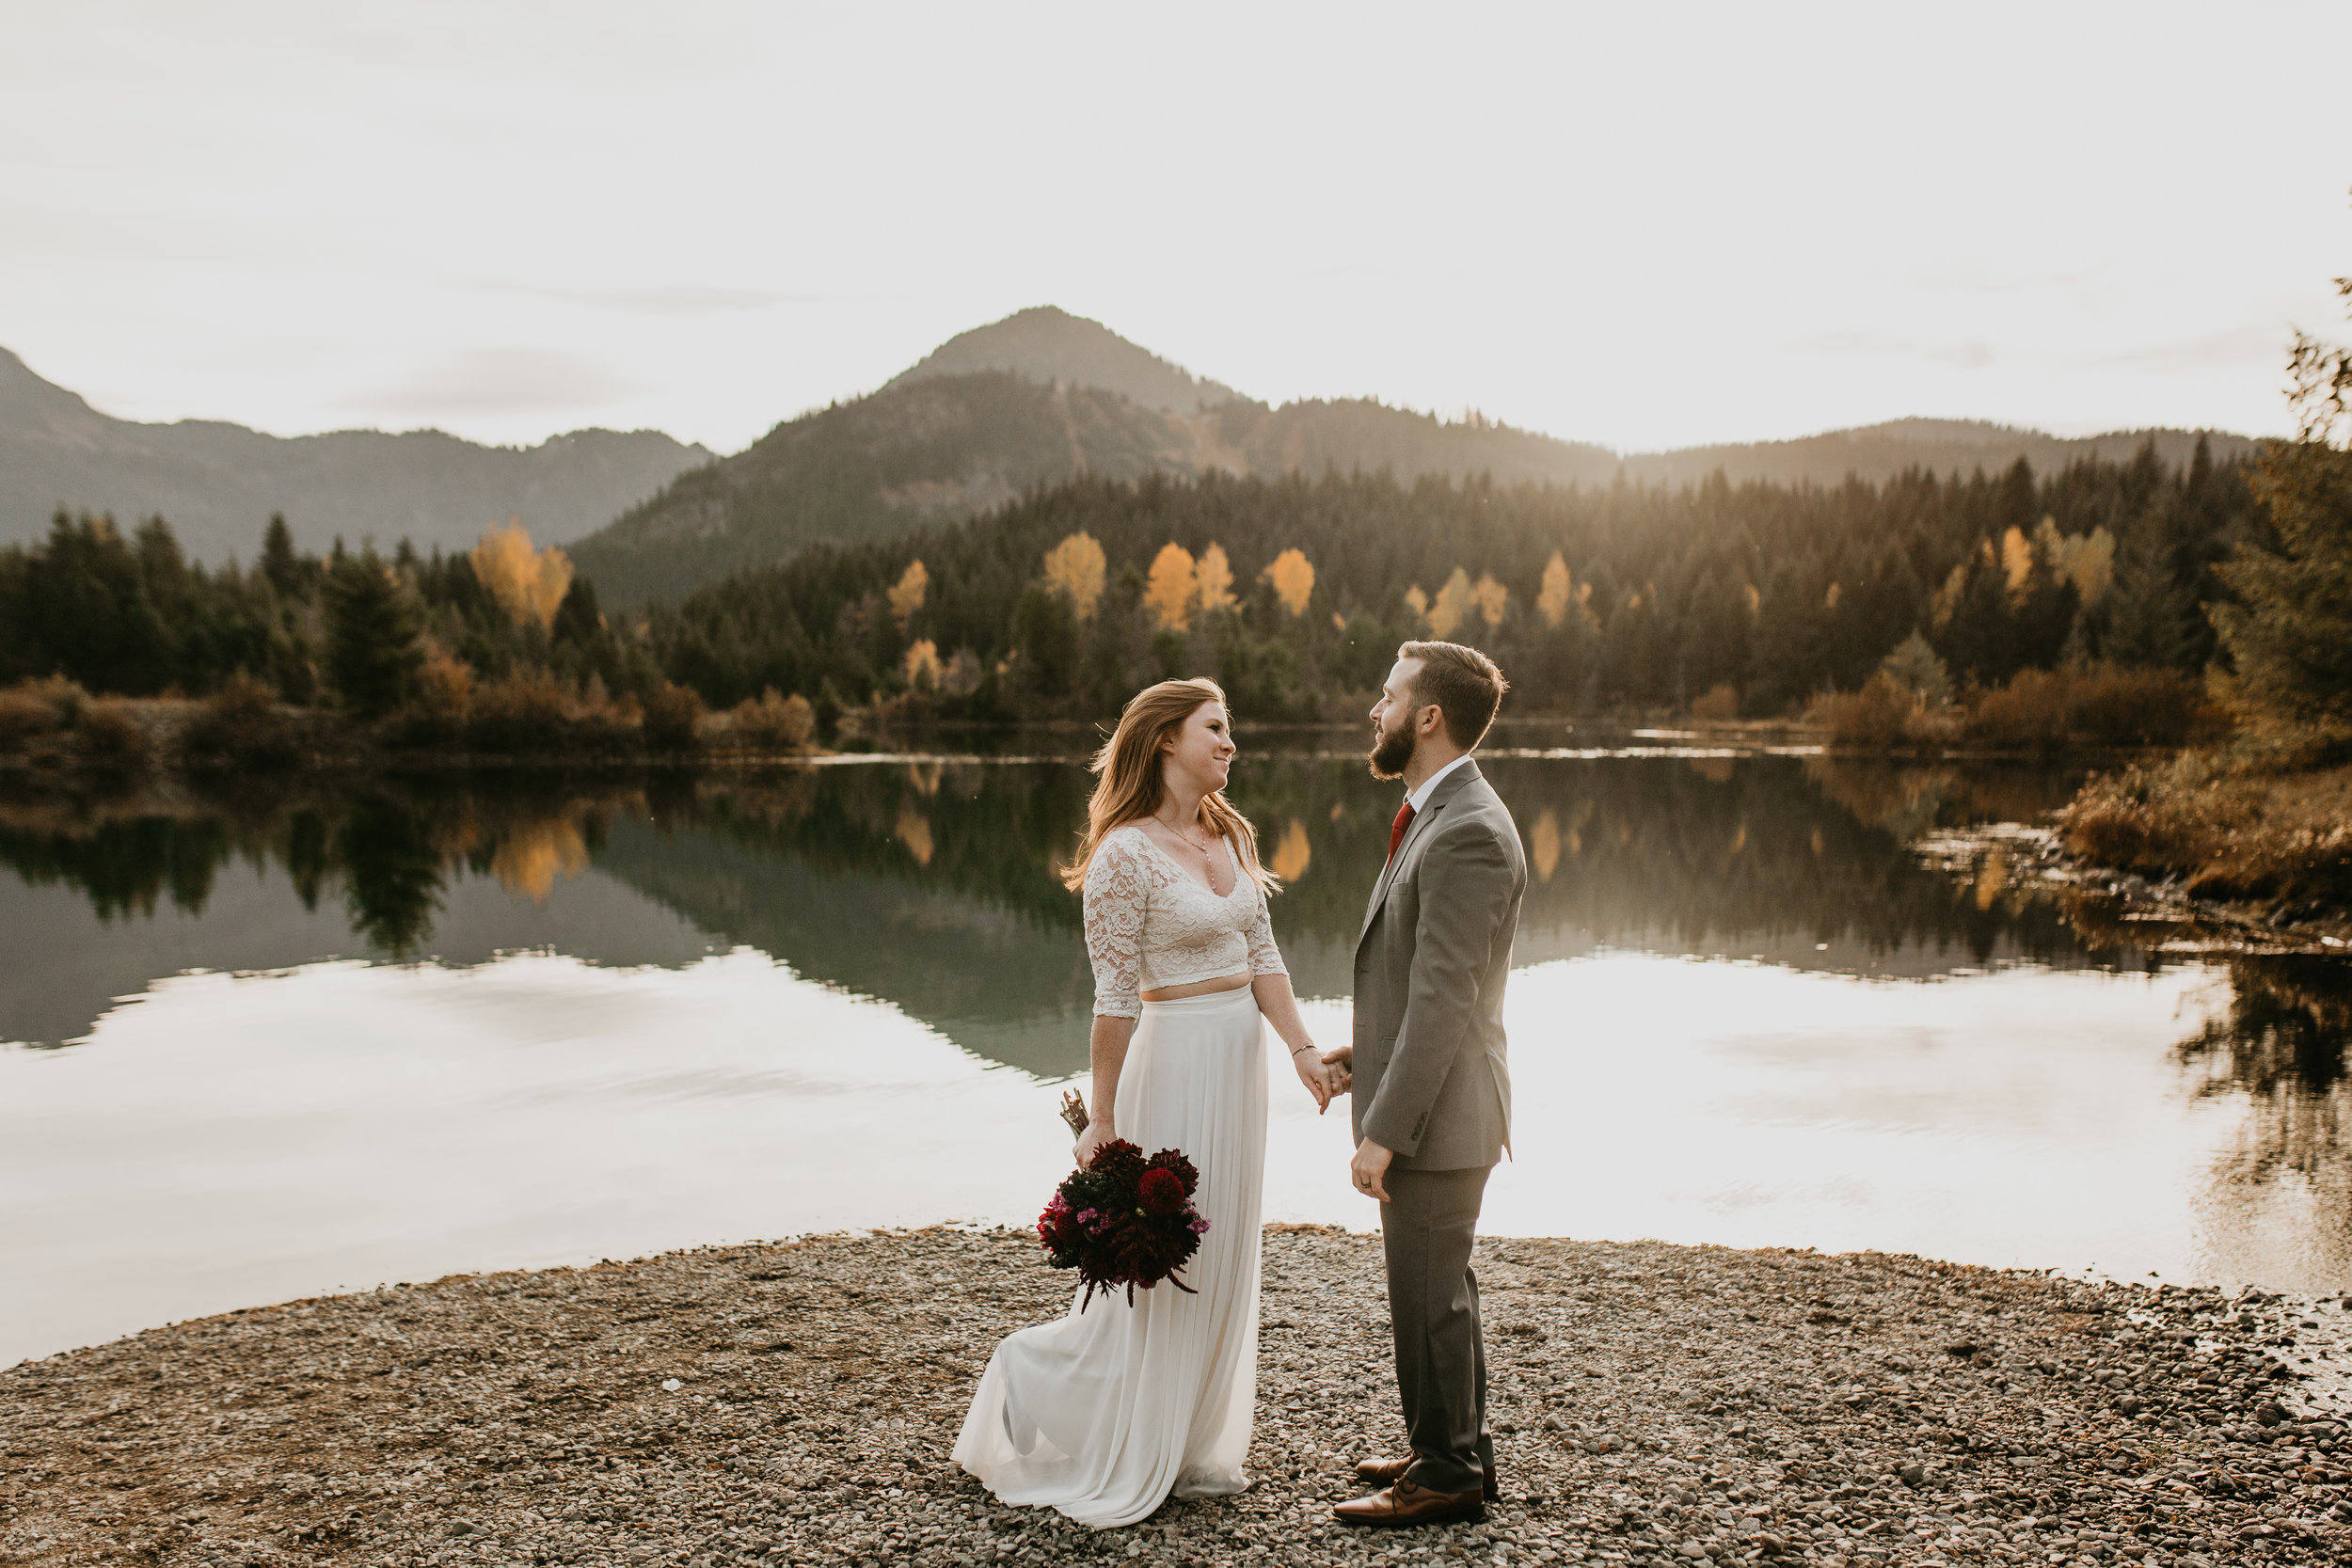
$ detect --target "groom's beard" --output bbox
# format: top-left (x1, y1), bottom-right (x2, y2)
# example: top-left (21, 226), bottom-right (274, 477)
top-left (1367, 715), bottom-right (1418, 780)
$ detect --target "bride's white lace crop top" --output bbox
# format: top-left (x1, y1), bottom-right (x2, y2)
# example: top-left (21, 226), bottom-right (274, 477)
top-left (1083, 825), bottom-right (1286, 1019)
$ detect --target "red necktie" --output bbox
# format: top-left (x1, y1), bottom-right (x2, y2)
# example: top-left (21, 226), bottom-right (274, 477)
top-left (1388, 800), bottom-right (1416, 863)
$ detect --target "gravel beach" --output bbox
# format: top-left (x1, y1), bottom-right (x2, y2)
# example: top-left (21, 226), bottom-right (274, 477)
top-left (6, 1227), bottom-right (2349, 1568)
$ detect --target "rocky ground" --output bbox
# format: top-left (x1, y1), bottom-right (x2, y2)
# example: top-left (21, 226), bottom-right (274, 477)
top-left (5, 1228), bottom-right (2349, 1568)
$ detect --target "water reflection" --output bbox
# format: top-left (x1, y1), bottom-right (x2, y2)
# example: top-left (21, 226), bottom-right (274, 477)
top-left (5, 749), bottom-right (2352, 1361)
top-left (5, 756), bottom-right (2145, 1071)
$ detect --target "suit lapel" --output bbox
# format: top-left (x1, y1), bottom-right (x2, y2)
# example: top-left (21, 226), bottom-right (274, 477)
top-left (1357, 760), bottom-right (1484, 948)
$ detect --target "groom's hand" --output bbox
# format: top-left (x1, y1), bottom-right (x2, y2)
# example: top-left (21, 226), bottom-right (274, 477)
top-left (1349, 1137), bottom-right (1394, 1203)
top-left (1321, 1045), bottom-right (1353, 1096)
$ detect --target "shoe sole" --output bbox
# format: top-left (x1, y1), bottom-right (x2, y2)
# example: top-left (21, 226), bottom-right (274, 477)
top-left (1350, 1471), bottom-right (1502, 1504)
top-left (1334, 1504), bottom-right (1488, 1528)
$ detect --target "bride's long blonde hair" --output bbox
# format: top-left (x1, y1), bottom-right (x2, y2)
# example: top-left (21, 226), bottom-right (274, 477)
top-left (1060, 678), bottom-right (1279, 895)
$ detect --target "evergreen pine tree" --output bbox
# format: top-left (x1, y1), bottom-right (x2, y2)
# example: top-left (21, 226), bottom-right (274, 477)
top-left (2210, 440), bottom-right (2352, 736)
top-left (262, 514), bottom-right (300, 599)
top-left (324, 553), bottom-right (425, 718)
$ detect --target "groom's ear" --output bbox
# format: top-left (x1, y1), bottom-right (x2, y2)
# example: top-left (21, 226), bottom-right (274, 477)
top-left (1417, 702), bottom-right (1446, 739)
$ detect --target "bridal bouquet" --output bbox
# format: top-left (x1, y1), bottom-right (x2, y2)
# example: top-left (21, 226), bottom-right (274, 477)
top-left (1036, 1126), bottom-right (1209, 1307)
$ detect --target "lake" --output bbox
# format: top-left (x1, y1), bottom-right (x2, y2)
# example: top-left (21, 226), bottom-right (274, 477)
top-left (4, 738), bottom-right (2348, 1367)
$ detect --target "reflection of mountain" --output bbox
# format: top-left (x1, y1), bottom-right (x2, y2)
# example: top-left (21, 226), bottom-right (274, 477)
top-left (0, 753), bottom-right (2217, 1069)
top-left (0, 859), bottom-right (717, 1051)
top-left (591, 816), bottom-right (1097, 1078)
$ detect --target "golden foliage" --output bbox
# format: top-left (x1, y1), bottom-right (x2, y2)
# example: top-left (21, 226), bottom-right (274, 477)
top-left (1825, 581), bottom-right (1842, 610)
top-left (886, 560), bottom-right (929, 630)
top-left (1332, 611), bottom-right (1347, 632)
top-left (1404, 584), bottom-right (1430, 626)
top-left (492, 816), bottom-right (589, 906)
top-left (2049, 521), bottom-right (2115, 607)
top-left (470, 519), bottom-right (573, 631)
top-left (2000, 525), bottom-right (2034, 597)
top-left (1930, 563), bottom-right (1967, 630)
top-left (903, 638), bottom-right (943, 689)
top-left (415, 652), bottom-right (473, 725)
top-left (1145, 543), bottom-right (1199, 631)
top-left (1471, 572), bottom-right (1509, 629)
top-left (894, 803), bottom-right (935, 866)
top-left (1742, 581), bottom-right (1760, 617)
top-left (1196, 543), bottom-right (1236, 616)
top-left (1530, 809), bottom-right (1561, 883)
top-left (1427, 568), bottom-right (1472, 638)
top-left (1263, 548), bottom-right (1315, 616)
top-left (1041, 531), bottom-right (1106, 621)
top-left (1269, 818), bottom-right (1311, 882)
top-left (1536, 552), bottom-right (1572, 628)
top-left (728, 688), bottom-right (815, 751)
top-left (1690, 683), bottom-right (1739, 721)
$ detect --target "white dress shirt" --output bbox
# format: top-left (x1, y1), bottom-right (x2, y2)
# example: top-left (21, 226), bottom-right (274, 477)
top-left (1405, 752), bottom-right (1473, 816)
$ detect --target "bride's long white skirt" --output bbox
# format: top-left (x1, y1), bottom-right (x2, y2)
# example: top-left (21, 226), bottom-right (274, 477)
top-left (953, 986), bottom-right (1268, 1528)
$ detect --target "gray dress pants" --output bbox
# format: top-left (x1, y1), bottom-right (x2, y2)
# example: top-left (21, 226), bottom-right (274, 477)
top-left (1379, 1162), bottom-right (1495, 1494)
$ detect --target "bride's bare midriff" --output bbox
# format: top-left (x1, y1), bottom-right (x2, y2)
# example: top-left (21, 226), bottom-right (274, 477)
top-left (1139, 972), bottom-right (1253, 1002)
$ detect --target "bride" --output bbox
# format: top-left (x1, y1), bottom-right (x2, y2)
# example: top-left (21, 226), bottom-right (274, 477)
top-left (953, 677), bottom-right (1338, 1528)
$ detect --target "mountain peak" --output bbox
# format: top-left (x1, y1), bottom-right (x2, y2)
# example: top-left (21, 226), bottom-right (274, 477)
top-left (883, 306), bottom-right (1243, 414)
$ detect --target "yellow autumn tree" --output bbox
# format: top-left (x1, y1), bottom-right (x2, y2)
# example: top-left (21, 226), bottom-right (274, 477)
top-left (1262, 547), bottom-right (1314, 616)
top-left (1145, 543), bottom-right (1199, 631)
top-left (2000, 525), bottom-right (2034, 599)
top-left (886, 560), bottom-right (929, 630)
top-left (1196, 543), bottom-right (1236, 616)
top-left (1269, 818), bottom-right (1311, 882)
top-left (1405, 584), bottom-right (1430, 626)
top-left (1041, 531), bottom-right (1106, 621)
top-left (1536, 552), bottom-right (1572, 627)
top-left (902, 638), bottom-right (943, 689)
top-left (1471, 572), bottom-right (1509, 629)
top-left (470, 519), bottom-right (573, 631)
top-left (1427, 567), bottom-right (1472, 638)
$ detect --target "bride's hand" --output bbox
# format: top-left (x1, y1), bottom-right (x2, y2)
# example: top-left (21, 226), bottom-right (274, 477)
top-left (1289, 1045), bottom-right (1334, 1113)
top-left (1073, 1118), bottom-right (1115, 1170)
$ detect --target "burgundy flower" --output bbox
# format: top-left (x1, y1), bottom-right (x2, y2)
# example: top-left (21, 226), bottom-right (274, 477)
top-left (1137, 1167), bottom-right (1185, 1216)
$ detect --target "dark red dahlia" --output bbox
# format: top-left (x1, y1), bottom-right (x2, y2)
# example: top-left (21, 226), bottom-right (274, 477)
top-left (1137, 1166), bottom-right (1185, 1216)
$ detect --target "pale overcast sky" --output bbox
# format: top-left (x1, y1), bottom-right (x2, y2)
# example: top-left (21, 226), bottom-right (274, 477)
top-left (5, 0), bottom-right (2347, 455)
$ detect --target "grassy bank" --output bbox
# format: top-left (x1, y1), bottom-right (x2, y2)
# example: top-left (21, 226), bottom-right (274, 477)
top-left (2062, 751), bottom-right (2352, 920)
top-left (1804, 666), bottom-right (2229, 756)
top-left (0, 674), bottom-right (825, 777)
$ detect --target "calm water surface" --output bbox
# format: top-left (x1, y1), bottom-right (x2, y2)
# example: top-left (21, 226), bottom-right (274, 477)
top-left (4, 746), bottom-right (2348, 1366)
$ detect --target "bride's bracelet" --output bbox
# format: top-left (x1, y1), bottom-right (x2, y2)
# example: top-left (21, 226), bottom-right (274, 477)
top-left (1289, 1043), bottom-right (1320, 1057)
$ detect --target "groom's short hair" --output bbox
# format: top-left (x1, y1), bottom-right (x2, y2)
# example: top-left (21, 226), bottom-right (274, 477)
top-left (1398, 641), bottom-right (1509, 749)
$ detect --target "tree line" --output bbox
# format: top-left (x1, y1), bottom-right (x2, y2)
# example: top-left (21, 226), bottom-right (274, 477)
top-left (649, 439), bottom-right (2256, 722)
top-left (0, 439), bottom-right (2264, 728)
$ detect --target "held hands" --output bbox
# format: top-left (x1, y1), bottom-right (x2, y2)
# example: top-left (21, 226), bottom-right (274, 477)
top-left (1288, 1043), bottom-right (1342, 1113)
top-left (1320, 1044), bottom-right (1353, 1098)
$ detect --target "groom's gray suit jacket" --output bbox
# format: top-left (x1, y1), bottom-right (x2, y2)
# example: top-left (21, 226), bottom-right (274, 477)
top-left (1350, 759), bottom-right (1525, 1171)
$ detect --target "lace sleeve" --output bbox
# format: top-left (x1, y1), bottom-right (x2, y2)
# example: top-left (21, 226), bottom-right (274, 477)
top-left (1238, 839), bottom-right (1287, 978)
top-left (1083, 832), bottom-right (1148, 1019)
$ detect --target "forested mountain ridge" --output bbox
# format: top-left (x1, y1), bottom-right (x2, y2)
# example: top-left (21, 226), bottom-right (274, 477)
top-left (0, 347), bottom-right (710, 564)
top-left (572, 307), bottom-right (2257, 607)
top-left (1622, 417), bottom-right (2257, 490)
top-left (881, 305), bottom-right (1243, 412)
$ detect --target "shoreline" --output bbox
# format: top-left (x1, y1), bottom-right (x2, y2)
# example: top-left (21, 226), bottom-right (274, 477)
top-left (5, 1229), bottom-right (2348, 1567)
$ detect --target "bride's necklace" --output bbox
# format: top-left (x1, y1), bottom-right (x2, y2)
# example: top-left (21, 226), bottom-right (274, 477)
top-left (1155, 811), bottom-right (1215, 858)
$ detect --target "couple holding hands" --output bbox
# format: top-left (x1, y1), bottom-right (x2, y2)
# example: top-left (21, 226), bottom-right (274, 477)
top-left (953, 640), bottom-right (1526, 1530)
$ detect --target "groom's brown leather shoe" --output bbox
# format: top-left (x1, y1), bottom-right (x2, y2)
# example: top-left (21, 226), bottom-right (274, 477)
top-left (1353, 1454), bottom-right (1501, 1502)
top-left (1333, 1475), bottom-right (1487, 1528)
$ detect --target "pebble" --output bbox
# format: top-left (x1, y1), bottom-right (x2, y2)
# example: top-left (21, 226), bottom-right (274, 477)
top-left (4, 1227), bottom-right (2350, 1566)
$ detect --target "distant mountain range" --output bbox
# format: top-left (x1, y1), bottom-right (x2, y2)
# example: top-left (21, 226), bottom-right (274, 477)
top-left (4, 306), bottom-right (2261, 602)
top-left (0, 348), bottom-right (710, 563)
top-left (572, 307), bottom-right (2259, 605)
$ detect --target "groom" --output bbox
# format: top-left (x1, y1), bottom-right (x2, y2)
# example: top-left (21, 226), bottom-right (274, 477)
top-left (1325, 640), bottom-right (1524, 1528)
